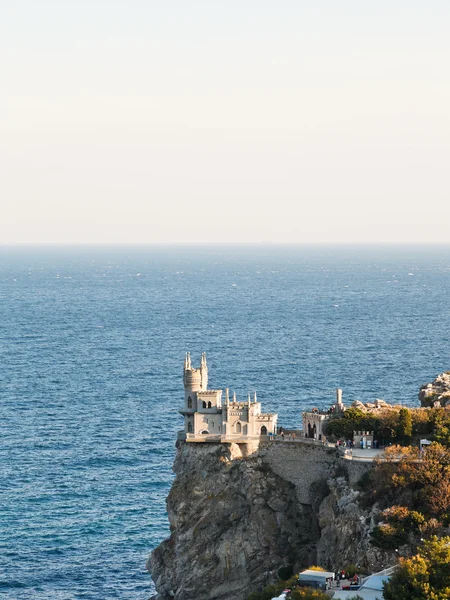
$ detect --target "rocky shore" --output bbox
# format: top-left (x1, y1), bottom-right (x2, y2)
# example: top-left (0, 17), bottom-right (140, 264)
top-left (419, 371), bottom-right (450, 407)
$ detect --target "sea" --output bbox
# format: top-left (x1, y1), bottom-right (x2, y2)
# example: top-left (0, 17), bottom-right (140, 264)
top-left (1, 244), bottom-right (450, 600)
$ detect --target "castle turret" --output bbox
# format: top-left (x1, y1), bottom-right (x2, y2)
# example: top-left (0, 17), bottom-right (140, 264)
top-left (183, 352), bottom-right (208, 398)
top-left (335, 388), bottom-right (344, 413)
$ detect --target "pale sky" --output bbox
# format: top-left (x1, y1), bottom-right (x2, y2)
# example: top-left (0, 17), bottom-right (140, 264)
top-left (1, 1), bottom-right (450, 244)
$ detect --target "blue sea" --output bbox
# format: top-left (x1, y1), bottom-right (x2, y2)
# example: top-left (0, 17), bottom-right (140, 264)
top-left (1, 244), bottom-right (450, 599)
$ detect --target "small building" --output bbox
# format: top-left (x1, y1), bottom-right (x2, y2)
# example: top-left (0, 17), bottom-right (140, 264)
top-left (302, 388), bottom-right (345, 440)
top-left (354, 430), bottom-right (374, 449)
top-left (298, 569), bottom-right (335, 590)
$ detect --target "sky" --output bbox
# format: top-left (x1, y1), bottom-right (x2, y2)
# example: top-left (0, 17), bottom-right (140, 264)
top-left (1, 1), bottom-right (450, 244)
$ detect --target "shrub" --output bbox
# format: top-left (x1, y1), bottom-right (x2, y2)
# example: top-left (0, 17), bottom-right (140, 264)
top-left (261, 583), bottom-right (283, 600)
top-left (370, 523), bottom-right (408, 549)
top-left (289, 588), bottom-right (329, 600)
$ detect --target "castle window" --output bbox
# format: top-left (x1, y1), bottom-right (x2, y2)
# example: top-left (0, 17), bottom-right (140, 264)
top-left (202, 401), bottom-right (207, 409)
top-left (235, 421), bottom-right (242, 434)
top-left (208, 401), bottom-right (212, 409)
top-left (187, 396), bottom-right (192, 408)
top-left (261, 425), bottom-right (267, 436)
top-left (187, 421), bottom-right (193, 433)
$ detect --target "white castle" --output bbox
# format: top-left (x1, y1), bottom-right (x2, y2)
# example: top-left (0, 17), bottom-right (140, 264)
top-left (180, 353), bottom-right (278, 440)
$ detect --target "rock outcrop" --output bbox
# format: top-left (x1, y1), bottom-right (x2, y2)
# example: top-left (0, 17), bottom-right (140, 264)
top-left (149, 440), bottom-right (395, 600)
top-left (419, 371), bottom-right (450, 407)
top-left (350, 398), bottom-right (394, 412)
top-left (316, 477), bottom-right (391, 570)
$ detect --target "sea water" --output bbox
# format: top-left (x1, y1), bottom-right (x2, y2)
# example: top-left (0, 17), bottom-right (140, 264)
top-left (1, 244), bottom-right (450, 599)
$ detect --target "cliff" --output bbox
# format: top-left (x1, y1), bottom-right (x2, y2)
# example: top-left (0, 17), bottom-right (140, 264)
top-left (148, 441), bottom-right (394, 600)
top-left (419, 371), bottom-right (450, 407)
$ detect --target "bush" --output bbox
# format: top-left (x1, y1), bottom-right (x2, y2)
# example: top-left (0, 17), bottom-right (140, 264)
top-left (370, 523), bottom-right (408, 549)
top-left (261, 583), bottom-right (283, 600)
top-left (289, 588), bottom-right (329, 600)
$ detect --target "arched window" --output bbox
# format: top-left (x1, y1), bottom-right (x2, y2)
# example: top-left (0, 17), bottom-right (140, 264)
top-left (236, 421), bottom-right (242, 434)
top-left (201, 430), bottom-right (209, 435)
top-left (208, 401), bottom-right (212, 409)
top-left (202, 401), bottom-right (207, 409)
top-left (261, 425), bottom-right (267, 435)
top-left (187, 396), bottom-right (192, 408)
top-left (187, 421), bottom-right (193, 433)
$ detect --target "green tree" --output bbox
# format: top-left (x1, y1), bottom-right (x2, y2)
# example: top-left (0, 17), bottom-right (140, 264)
top-left (432, 408), bottom-right (450, 447)
top-left (397, 408), bottom-right (413, 445)
top-left (383, 536), bottom-right (450, 600)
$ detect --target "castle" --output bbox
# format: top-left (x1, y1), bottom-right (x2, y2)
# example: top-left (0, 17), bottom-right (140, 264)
top-left (180, 353), bottom-right (278, 440)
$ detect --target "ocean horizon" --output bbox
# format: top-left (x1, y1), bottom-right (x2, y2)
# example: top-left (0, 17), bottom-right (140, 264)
top-left (1, 244), bottom-right (450, 599)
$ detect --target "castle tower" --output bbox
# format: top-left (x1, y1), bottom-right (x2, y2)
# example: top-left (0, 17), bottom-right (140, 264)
top-left (181, 353), bottom-right (209, 419)
top-left (335, 388), bottom-right (344, 413)
top-left (183, 352), bottom-right (208, 399)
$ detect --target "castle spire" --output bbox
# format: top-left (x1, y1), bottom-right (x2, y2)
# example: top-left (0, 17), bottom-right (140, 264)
top-left (254, 391), bottom-right (257, 403)
top-left (233, 391), bottom-right (236, 402)
top-left (226, 388), bottom-right (229, 405)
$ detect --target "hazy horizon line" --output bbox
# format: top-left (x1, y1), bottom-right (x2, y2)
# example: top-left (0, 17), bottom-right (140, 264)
top-left (2, 241), bottom-right (450, 247)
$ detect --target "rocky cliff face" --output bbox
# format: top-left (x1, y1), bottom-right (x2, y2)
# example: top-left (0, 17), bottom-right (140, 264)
top-left (419, 371), bottom-right (450, 407)
top-left (316, 477), bottom-right (391, 571)
top-left (148, 441), bottom-right (393, 600)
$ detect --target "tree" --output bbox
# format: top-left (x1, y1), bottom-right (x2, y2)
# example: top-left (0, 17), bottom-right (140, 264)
top-left (383, 536), bottom-right (450, 600)
top-left (397, 408), bottom-right (413, 445)
top-left (432, 408), bottom-right (450, 447)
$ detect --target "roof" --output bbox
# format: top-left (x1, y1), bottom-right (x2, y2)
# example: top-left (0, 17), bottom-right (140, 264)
top-left (332, 573), bottom-right (390, 600)
top-left (362, 574), bottom-right (390, 591)
top-left (332, 590), bottom-right (382, 600)
top-left (299, 569), bottom-right (335, 579)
